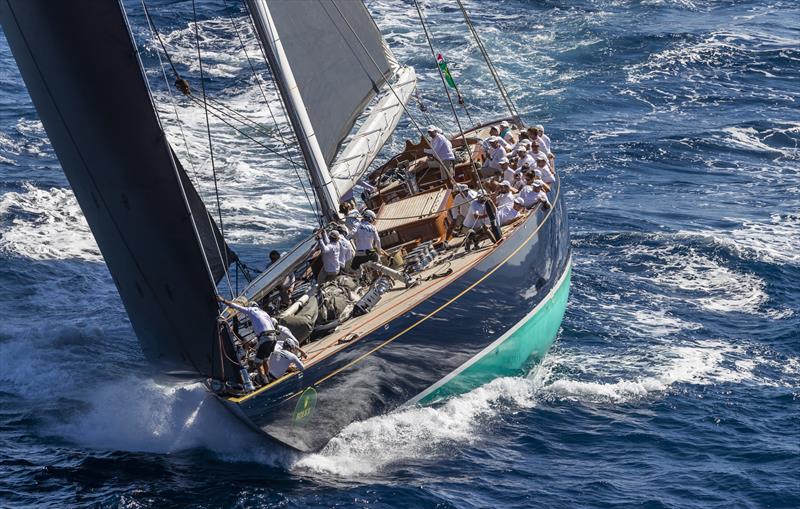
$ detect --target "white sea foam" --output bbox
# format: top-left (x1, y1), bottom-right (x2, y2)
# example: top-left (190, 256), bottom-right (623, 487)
top-left (294, 376), bottom-right (537, 476)
top-left (724, 214), bottom-right (800, 266)
top-left (0, 183), bottom-right (101, 261)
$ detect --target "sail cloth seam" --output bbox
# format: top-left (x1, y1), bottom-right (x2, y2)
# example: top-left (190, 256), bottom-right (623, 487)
top-left (191, 0), bottom-right (235, 297)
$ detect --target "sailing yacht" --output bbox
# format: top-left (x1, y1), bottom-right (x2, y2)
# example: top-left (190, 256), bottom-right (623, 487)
top-left (0, 0), bottom-right (571, 452)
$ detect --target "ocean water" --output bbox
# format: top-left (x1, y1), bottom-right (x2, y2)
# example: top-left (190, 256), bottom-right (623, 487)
top-left (1, 0), bottom-right (798, 507)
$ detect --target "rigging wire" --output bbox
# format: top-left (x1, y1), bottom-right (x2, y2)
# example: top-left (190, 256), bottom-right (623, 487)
top-left (224, 0), bottom-right (320, 219)
top-left (240, 0), bottom-right (325, 226)
top-left (325, 0), bottom-right (459, 183)
top-left (412, 0), bottom-right (483, 189)
top-left (454, 0), bottom-right (520, 120)
top-left (191, 0), bottom-right (235, 296)
top-left (142, 0), bottom-right (237, 298)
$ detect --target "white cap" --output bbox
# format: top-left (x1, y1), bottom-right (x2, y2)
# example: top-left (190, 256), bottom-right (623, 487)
top-left (498, 157), bottom-right (509, 165)
top-left (532, 179), bottom-right (545, 187)
top-left (516, 146), bottom-right (527, 153)
top-left (363, 209), bottom-right (377, 220)
top-left (500, 120), bottom-right (510, 128)
top-left (489, 136), bottom-right (500, 143)
top-left (329, 229), bottom-right (340, 239)
top-left (522, 139), bottom-right (532, 146)
top-left (454, 183), bottom-right (468, 192)
top-left (427, 125), bottom-right (439, 132)
top-left (500, 180), bottom-right (511, 187)
top-left (535, 124), bottom-right (544, 131)
top-left (536, 154), bottom-right (548, 161)
top-left (514, 197), bottom-right (525, 205)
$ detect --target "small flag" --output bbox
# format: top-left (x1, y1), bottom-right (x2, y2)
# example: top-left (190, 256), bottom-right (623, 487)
top-left (437, 53), bottom-right (457, 90)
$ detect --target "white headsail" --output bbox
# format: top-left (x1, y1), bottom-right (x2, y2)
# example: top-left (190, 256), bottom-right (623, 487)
top-left (246, 0), bottom-right (416, 215)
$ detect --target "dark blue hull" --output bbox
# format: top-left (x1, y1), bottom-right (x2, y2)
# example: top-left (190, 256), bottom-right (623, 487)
top-left (223, 177), bottom-right (571, 452)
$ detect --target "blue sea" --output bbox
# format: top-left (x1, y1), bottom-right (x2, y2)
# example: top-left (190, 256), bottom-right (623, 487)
top-left (1, 0), bottom-right (798, 507)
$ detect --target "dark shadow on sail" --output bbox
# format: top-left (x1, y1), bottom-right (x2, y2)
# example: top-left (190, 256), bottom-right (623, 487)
top-left (0, 0), bottom-right (240, 382)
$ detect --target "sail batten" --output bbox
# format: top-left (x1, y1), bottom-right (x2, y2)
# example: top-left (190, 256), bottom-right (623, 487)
top-left (0, 0), bottom-right (239, 381)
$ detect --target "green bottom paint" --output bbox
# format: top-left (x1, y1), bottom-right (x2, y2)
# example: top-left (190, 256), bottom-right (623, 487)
top-left (418, 264), bottom-right (572, 405)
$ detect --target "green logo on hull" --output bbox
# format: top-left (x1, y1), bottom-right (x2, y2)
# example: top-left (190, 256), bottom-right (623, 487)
top-left (293, 387), bottom-right (317, 427)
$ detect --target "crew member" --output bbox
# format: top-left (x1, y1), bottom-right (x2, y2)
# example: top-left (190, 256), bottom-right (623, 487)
top-left (496, 180), bottom-right (515, 208)
top-left (536, 155), bottom-right (555, 186)
top-left (451, 183), bottom-right (478, 230)
top-left (496, 197), bottom-right (526, 227)
top-left (423, 125), bottom-right (456, 185)
top-left (352, 209), bottom-right (382, 270)
top-left (534, 124), bottom-right (552, 155)
top-left (316, 229), bottom-right (341, 285)
top-left (484, 137), bottom-right (509, 175)
top-left (266, 342), bottom-right (305, 381)
top-left (336, 226), bottom-right (355, 273)
top-left (519, 179), bottom-right (551, 209)
top-left (498, 120), bottom-right (514, 144)
top-left (216, 296), bottom-right (302, 371)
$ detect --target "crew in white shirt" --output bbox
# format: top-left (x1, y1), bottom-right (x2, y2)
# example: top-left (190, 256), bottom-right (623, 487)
top-left (519, 179), bottom-right (551, 209)
top-left (316, 229), bottom-right (341, 285)
top-left (336, 226), bottom-right (355, 273)
top-left (451, 183), bottom-right (477, 229)
top-left (500, 158), bottom-right (518, 185)
top-left (536, 155), bottom-right (555, 186)
top-left (496, 180), bottom-right (515, 208)
top-left (266, 344), bottom-right (305, 381)
top-left (216, 295), bottom-right (303, 369)
top-left (534, 124), bottom-right (552, 155)
top-left (496, 197), bottom-right (526, 226)
top-left (424, 125), bottom-right (456, 185)
top-left (516, 146), bottom-right (535, 169)
top-left (485, 137), bottom-right (509, 174)
top-left (352, 209), bottom-right (382, 270)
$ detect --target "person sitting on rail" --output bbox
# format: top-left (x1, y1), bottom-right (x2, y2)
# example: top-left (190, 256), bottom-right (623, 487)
top-left (482, 125), bottom-right (511, 153)
top-left (336, 225), bottom-right (355, 274)
top-left (500, 157), bottom-right (517, 185)
top-left (496, 197), bottom-right (527, 227)
top-left (265, 341), bottom-right (305, 382)
top-left (424, 125), bottom-right (456, 186)
top-left (498, 120), bottom-right (515, 144)
top-left (316, 228), bottom-right (341, 285)
top-left (534, 124), bottom-right (553, 155)
top-left (536, 155), bottom-right (555, 187)
top-left (519, 178), bottom-right (552, 209)
top-left (482, 136), bottom-right (509, 177)
top-left (352, 209), bottom-right (382, 271)
top-left (515, 145), bottom-right (535, 170)
top-left (496, 180), bottom-right (516, 208)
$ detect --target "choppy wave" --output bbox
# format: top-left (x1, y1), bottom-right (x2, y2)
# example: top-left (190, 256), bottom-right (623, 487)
top-left (0, 183), bottom-right (100, 261)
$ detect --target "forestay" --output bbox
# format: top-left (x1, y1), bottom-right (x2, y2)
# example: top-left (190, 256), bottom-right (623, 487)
top-left (0, 0), bottom-right (240, 381)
